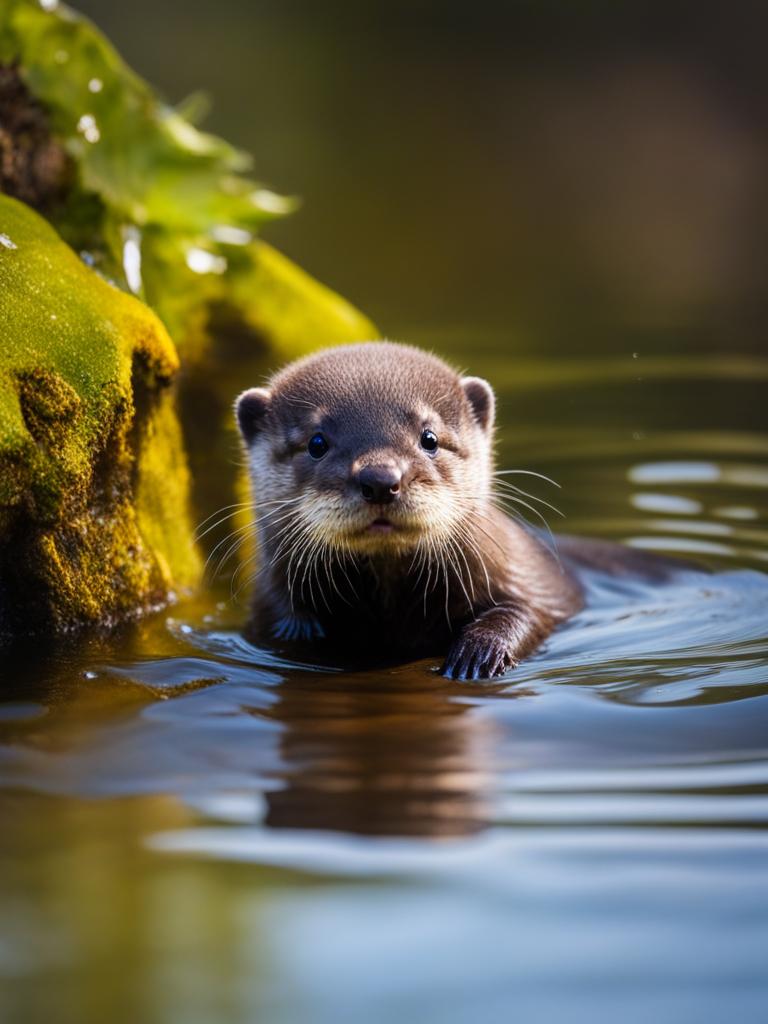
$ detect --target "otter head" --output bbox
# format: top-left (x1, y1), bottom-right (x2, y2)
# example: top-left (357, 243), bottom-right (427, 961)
top-left (235, 342), bottom-right (495, 558)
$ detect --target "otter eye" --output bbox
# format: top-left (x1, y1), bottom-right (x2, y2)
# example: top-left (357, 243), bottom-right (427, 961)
top-left (420, 428), bottom-right (438, 454)
top-left (307, 432), bottom-right (329, 460)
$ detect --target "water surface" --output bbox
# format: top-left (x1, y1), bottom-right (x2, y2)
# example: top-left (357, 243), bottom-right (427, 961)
top-left (2, 334), bottom-right (767, 1024)
top-left (4, 3), bottom-right (768, 1021)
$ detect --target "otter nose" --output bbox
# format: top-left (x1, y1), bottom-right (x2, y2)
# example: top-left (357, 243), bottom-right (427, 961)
top-left (358, 465), bottom-right (402, 504)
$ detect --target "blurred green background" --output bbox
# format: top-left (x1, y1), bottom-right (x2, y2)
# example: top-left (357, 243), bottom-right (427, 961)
top-left (76, 0), bottom-right (768, 352)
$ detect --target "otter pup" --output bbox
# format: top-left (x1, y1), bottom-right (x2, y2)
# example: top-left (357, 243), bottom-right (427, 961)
top-left (235, 341), bottom-right (583, 679)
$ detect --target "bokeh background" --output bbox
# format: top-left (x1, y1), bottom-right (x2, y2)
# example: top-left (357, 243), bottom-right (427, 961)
top-left (77, 0), bottom-right (768, 353)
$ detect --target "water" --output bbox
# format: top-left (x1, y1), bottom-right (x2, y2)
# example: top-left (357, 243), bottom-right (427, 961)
top-left (4, 3), bottom-right (768, 1022)
top-left (2, 337), bottom-right (767, 1023)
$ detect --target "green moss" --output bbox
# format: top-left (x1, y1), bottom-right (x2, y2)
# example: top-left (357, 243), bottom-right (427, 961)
top-left (0, 194), bottom-right (199, 635)
top-left (0, 1), bottom-right (376, 638)
top-left (0, 0), bottom-right (290, 241)
top-left (133, 389), bottom-right (198, 593)
top-left (0, 0), bottom-right (376, 360)
top-left (142, 234), bottom-right (376, 362)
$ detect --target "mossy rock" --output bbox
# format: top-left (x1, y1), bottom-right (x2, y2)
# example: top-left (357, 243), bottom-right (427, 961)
top-left (140, 230), bottom-right (376, 364)
top-left (0, 0), bottom-right (376, 362)
top-left (0, 1), bottom-right (376, 639)
top-left (0, 194), bottom-right (200, 636)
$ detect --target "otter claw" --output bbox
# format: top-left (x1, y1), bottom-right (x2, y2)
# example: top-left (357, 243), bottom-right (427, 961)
top-left (442, 636), bottom-right (513, 681)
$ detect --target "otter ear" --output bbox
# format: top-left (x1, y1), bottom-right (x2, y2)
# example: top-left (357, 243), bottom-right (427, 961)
top-left (460, 376), bottom-right (495, 433)
top-left (235, 387), bottom-right (271, 444)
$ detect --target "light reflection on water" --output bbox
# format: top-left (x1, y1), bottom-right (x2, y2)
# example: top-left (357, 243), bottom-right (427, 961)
top-left (1, 345), bottom-right (768, 1022)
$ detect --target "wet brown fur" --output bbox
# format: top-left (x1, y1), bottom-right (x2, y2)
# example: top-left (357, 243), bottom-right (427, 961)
top-left (235, 341), bottom-right (585, 679)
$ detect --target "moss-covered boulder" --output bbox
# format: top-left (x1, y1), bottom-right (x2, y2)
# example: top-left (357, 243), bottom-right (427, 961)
top-left (0, 194), bottom-right (200, 636)
top-left (0, 1), bottom-right (376, 638)
top-left (0, 0), bottom-right (375, 360)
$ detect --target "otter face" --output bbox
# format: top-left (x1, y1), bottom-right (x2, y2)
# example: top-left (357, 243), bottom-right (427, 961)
top-left (235, 342), bottom-right (495, 559)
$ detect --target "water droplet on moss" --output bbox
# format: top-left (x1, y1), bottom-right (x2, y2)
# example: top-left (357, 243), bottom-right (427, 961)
top-left (88, 78), bottom-right (103, 94)
top-left (186, 247), bottom-right (227, 275)
top-left (76, 114), bottom-right (101, 144)
top-left (211, 225), bottom-right (252, 246)
top-left (251, 189), bottom-right (294, 215)
top-left (122, 226), bottom-right (143, 294)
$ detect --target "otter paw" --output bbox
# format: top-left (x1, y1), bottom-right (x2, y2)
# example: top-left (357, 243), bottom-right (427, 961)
top-left (273, 614), bottom-right (325, 643)
top-left (442, 631), bottom-right (516, 681)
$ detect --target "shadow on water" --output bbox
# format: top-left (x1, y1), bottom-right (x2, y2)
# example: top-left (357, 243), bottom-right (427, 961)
top-left (2, 392), bottom-right (768, 1024)
top-left (2, 548), bottom-right (767, 835)
top-left (0, 621), bottom-right (510, 839)
top-left (256, 669), bottom-right (502, 838)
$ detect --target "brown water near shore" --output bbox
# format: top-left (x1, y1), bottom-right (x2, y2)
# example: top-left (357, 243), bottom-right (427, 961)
top-left (2, 330), bottom-right (767, 1023)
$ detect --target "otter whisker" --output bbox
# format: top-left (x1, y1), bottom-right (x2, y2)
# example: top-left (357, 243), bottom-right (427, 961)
top-left (228, 541), bottom-right (255, 598)
top-left (492, 490), bottom-right (559, 533)
top-left (215, 529), bottom-right (254, 583)
top-left (455, 518), bottom-right (495, 605)
top-left (332, 540), bottom-right (359, 602)
top-left (410, 537), bottom-right (434, 613)
top-left (283, 519), bottom-right (316, 609)
top-left (323, 542), bottom-right (353, 607)
top-left (270, 529), bottom-right (303, 569)
top-left (421, 536), bottom-right (438, 618)
top-left (195, 503), bottom-right (254, 541)
top-left (493, 479), bottom-right (564, 518)
top-left (255, 500), bottom-right (305, 526)
top-left (446, 532), bottom-right (476, 611)
top-left (258, 509), bottom-right (307, 537)
top-left (409, 540), bottom-right (430, 598)
top-left (440, 545), bottom-right (452, 629)
top-left (430, 540), bottom-right (454, 626)
top-left (297, 537), bottom-right (315, 608)
top-left (490, 493), bottom-right (543, 534)
top-left (447, 499), bottom-right (508, 559)
top-left (256, 495), bottom-right (305, 508)
top-left (230, 550), bottom-right (257, 600)
top-left (204, 523), bottom-right (255, 578)
top-left (232, 570), bottom-right (259, 604)
top-left (267, 511), bottom-right (308, 539)
top-left (306, 535), bottom-right (332, 613)
top-left (313, 540), bottom-right (333, 612)
top-left (491, 493), bottom-right (561, 566)
top-left (468, 505), bottom-right (510, 542)
top-left (300, 531), bottom-right (325, 610)
top-left (268, 510), bottom-right (317, 562)
top-left (494, 469), bottom-right (561, 489)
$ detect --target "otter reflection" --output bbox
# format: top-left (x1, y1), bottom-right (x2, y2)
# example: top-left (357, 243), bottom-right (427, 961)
top-left (255, 664), bottom-right (524, 839)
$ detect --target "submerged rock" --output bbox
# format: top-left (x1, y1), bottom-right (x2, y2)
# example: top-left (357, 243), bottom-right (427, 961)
top-left (0, 194), bottom-right (200, 636)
